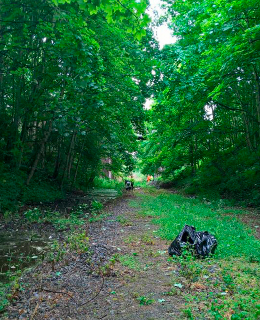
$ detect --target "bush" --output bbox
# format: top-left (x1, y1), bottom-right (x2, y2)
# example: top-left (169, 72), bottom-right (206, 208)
top-left (155, 149), bottom-right (260, 207)
top-left (0, 171), bottom-right (26, 212)
top-left (0, 169), bottom-right (64, 214)
top-left (21, 180), bottom-right (64, 204)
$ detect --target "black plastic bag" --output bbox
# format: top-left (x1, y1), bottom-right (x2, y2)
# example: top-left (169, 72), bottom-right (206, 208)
top-left (168, 225), bottom-right (217, 257)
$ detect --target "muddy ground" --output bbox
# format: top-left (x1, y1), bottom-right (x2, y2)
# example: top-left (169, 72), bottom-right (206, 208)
top-left (3, 189), bottom-right (260, 320)
top-left (3, 191), bottom-right (184, 320)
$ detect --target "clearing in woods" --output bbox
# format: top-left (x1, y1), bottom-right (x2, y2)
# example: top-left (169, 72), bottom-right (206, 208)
top-left (5, 188), bottom-right (260, 320)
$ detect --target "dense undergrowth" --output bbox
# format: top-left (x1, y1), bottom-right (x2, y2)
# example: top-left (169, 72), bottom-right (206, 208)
top-left (144, 150), bottom-right (260, 208)
top-left (0, 172), bottom-right (124, 214)
top-left (131, 189), bottom-right (260, 319)
top-left (92, 177), bottom-right (124, 193)
top-left (0, 170), bottom-right (65, 213)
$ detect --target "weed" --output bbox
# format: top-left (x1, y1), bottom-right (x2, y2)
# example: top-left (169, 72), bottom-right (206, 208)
top-left (136, 295), bottom-right (154, 305)
top-left (23, 208), bottom-right (42, 223)
top-left (123, 235), bottom-right (139, 244)
top-left (88, 212), bottom-right (110, 222)
top-left (99, 254), bottom-right (119, 276)
top-left (0, 283), bottom-right (9, 312)
top-left (47, 232), bottom-right (89, 267)
top-left (163, 287), bottom-right (178, 296)
top-left (67, 232), bottom-right (89, 253)
top-left (176, 251), bottom-right (203, 283)
top-left (182, 307), bottom-right (193, 319)
top-left (119, 254), bottom-right (141, 270)
top-left (91, 200), bottom-right (103, 212)
top-left (141, 233), bottom-right (155, 245)
top-left (53, 214), bottom-right (85, 231)
top-left (116, 215), bottom-right (131, 225)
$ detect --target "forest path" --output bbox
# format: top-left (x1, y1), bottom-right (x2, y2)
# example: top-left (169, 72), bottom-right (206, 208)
top-left (81, 189), bottom-right (183, 320)
top-left (5, 190), bottom-right (184, 320)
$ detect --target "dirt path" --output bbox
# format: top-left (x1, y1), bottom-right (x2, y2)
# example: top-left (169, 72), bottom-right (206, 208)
top-left (4, 191), bottom-right (184, 320)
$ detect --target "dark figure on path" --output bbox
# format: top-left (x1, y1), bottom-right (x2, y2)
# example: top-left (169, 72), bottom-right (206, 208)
top-left (125, 180), bottom-right (134, 191)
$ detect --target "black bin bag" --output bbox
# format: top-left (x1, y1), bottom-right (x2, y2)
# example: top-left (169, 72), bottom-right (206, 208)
top-left (168, 225), bottom-right (217, 258)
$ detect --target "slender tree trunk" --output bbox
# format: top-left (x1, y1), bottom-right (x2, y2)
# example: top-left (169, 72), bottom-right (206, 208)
top-left (26, 120), bottom-right (53, 185)
top-left (235, 88), bottom-right (254, 151)
top-left (0, 0), bottom-right (4, 113)
top-left (242, 112), bottom-right (253, 152)
top-left (252, 64), bottom-right (260, 143)
top-left (53, 138), bottom-right (62, 179)
top-left (68, 133), bottom-right (77, 179)
top-left (71, 140), bottom-right (85, 188)
top-left (61, 130), bottom-right (77, 186)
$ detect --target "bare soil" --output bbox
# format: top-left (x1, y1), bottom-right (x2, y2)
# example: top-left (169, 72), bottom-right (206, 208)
top-left (3, 191), bottom-right (184, 320)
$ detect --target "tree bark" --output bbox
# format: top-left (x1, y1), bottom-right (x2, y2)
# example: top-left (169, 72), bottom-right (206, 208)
top-left (26, 120), bottom-right (53, 185)
top-left (61, 130), bottom-right (77, 186)
top-left (71, 140), bottom-right (85, 188)
top-left (252, 64), bottom-right (260, 142)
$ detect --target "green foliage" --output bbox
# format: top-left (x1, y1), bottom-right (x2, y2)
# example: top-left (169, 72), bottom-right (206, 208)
top-left (0, 171), bottom-right (64, 214)
top-left (136, 295), bottom-right (154, 306)
top-left (23, 208), bottom-right (42, 223)
top-left (0, 171), bottom-right (25, 212)
top-left (21, 181), bottom-right (64, 205)
top-left (92, 177), bottom-right (124, 192)
top-left (23, 207), bottom-right (85, 231)
top-left (67, 232), bottom-right (89, 253)
top-left (47, 232), bottom-right (89, 265)
top-left (88, 212), bottom-right (111, 223)
top-left (0, 0), bottom-right (158, 211)
top-left (0, 283), bottom-right (9, 312)
top-left (53, 0), bottom-right (150, 40)
top-left (135, 191), bottom-right (260, 261)
top-left (133, 191), bottom-right (260, 319)
top-left (53, 215), bottom-right (85, 231)
top-left (140, 0), bottom-right (260, 207)
top-left (119, 254), bottom-right (141, 270)
top-left (91, 200), bottom-right (103, 212)
top-left (116, 215), bottom-right (131, 226)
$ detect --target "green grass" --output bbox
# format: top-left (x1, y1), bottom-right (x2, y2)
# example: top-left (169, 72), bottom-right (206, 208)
top-left (131, 189), bottom-right (260, 319)
top-left (133, 191), bottom-right (260, 262)
top-left (119, 254), bottom-right (142, 271)
top-left (92, 177), bottom-right (124, 191)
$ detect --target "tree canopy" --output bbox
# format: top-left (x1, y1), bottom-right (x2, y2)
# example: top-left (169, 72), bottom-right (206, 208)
top-left (141, 0), bottom-right (260, 205)
top-left (1, 0), bottom-right (260, 210)
top-left (0, 0), bottom-right (159, 211)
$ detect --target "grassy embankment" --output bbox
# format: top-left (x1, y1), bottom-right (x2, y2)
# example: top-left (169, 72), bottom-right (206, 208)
top-left (131, 188), bottom-right (260, 320)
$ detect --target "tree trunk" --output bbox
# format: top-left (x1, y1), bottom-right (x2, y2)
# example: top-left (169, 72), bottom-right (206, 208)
top-left (68, 133), bottom-right (77, 180)
top-left (26, 120), bottom-right (53, 185)
top-left (252, 64), bottom-right (260, 143)
top-left (61, 130), bottom-right (77, 186)
top-left (71, 140), bottom-right (85, 188)
top-left (53, 138), bottom-right (62, 179)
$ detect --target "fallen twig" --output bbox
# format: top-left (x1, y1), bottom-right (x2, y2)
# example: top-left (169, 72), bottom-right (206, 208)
top-left (78, 273), bottom-right (105, 307)
top-left (41, 287), bottom-right (77, 303)
top-left (39, 273), bottom-right (105, 308)
top-left (30, 302), bottom-right (39, 320)
top-left (30, 273), bottom-right (43, 320)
